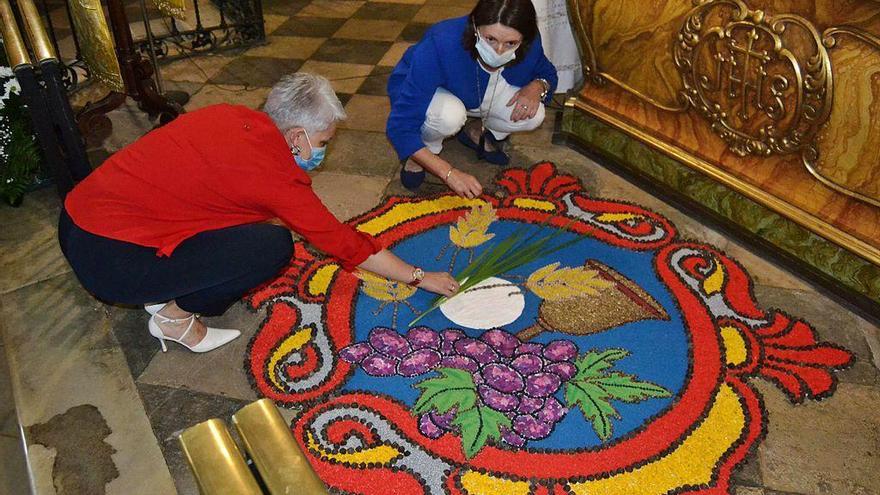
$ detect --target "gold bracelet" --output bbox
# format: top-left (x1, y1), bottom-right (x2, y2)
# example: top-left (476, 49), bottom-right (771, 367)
top-left (444, 168), bottom-right (455, 182)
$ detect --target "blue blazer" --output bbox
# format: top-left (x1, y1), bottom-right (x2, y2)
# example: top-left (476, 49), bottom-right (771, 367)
top-left (386, 16), bottom-right (558, 161)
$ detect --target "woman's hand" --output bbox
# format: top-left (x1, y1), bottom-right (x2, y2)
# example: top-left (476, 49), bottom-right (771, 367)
top-left (445, 168), bottom-right (483, 199)
top-left (507, 81), bottom-right (544, 122)
top-left (417, 271), bottom-right (460, 297)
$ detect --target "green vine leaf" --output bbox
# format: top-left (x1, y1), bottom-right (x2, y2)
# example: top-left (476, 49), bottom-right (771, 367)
top-left (593, 372), bottom-right (672, 403)
top-left (574, 349), bottom-right (630, 377)
top-left (412, 368), bottom-right (477, 415)
top-left (566, 349), bottom-right (672, 441)
top-left (565, 381), bottom-right (619, 441)
top-left (451, 406), bottom-right (511, 459)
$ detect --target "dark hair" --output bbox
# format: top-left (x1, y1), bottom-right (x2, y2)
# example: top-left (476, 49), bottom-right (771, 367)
top-left (462, 0), bottom-right (538, 67)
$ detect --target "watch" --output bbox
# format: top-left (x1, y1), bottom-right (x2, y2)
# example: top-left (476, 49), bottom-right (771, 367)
top-left (535, 78), bottom-right (550, 100)
top-left (408, 266), bottom-right (425, 287)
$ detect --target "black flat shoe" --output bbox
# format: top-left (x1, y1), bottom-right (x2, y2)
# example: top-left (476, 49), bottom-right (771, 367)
top-left (456, 129), bottom-right (480, 151)
top-left (400, 165), bottom-right (426, 190)
top-left (477, 131), bottom-right (510, 166)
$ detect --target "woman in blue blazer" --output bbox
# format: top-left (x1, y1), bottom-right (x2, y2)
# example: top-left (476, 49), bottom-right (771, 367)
top-left (386, 0), bottom-right (558, 198)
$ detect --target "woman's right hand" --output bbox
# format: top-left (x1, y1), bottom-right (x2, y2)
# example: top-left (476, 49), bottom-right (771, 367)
top-left (445, 168), bottom-right (483, 199)
top-left (417, 271), bottom-right (460, 297)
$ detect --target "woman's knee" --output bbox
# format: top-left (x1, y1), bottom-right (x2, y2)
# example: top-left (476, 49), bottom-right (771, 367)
top-left (424, 92), bottom-right (467, 137)
top-left (260, 225), bottom-right (294, 269)
top-left (520, 104), bottom-right (546, 132)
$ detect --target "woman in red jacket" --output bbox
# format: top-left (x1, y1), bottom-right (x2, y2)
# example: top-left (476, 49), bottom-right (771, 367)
top-left (59, 73), bottom-right (459, 354)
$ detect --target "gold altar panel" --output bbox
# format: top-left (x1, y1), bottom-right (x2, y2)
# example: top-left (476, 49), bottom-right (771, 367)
top-left (582, 81), bottom-right (880, 253)
top-left (813, 33), bottom-right (880, 205)
top-left (574, 0), bottom-right (690, 109)
top-left (568, 0), bottom-right (880, 258)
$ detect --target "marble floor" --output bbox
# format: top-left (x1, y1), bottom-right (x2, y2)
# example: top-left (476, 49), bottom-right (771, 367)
top-left (2, 1), bottom-right (880, 494)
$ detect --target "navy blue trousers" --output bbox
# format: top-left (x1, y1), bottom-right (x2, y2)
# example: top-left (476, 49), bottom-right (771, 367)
top-left (58, 209), bottom-right (294, 316)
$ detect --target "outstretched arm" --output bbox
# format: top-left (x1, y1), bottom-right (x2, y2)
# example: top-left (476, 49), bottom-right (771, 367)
top-left (358, 249), bottom-right (459, 297)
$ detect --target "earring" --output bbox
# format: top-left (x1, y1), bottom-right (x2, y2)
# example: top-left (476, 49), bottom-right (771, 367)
top-left (290, 145), bottom-right (301, 156)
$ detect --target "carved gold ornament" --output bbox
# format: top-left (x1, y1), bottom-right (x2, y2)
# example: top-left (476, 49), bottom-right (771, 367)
top-left (673, 0), bottom-right (832, 158)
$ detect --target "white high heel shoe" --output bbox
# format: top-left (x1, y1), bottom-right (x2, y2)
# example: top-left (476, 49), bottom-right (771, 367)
top-left (144, 303), bottom-right (166, 315)
top-left (148, 312), bottom-right (240, 353)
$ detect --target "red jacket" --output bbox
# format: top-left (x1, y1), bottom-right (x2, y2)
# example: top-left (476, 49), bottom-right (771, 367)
top-left (64, 104), bottom-right (381, 270)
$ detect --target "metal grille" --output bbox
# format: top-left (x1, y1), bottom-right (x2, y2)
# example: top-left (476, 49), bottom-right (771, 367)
top-left (32, 0), bottom-right (265, 92)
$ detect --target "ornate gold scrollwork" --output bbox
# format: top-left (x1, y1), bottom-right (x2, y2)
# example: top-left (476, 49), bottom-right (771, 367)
top-left (673, 0), bottom-right (833, 158)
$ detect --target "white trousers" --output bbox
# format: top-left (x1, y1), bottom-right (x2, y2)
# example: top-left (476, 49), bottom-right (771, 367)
top-left (420, 72), bottom-right (546, 154)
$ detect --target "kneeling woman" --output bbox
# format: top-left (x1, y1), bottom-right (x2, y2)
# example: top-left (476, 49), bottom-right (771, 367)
top-left (59, 73), bottom-right (458, 353)
top-left (387, 0), bottom-right (558, 198)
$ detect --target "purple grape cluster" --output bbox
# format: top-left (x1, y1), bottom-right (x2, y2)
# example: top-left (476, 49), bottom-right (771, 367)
top-left (340, 327), bottom-right (579, 447)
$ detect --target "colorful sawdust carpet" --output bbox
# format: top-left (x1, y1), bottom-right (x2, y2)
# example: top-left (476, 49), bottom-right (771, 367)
top-left (245, 163), bottom-right (853, 495)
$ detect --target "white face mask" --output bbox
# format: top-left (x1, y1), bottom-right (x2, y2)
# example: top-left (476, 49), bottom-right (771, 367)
top-left (474, 26), bottom-right (518, 68)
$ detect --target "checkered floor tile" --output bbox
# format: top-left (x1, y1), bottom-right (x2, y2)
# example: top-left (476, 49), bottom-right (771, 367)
top-left (188, 0), bottom-right (478, 104)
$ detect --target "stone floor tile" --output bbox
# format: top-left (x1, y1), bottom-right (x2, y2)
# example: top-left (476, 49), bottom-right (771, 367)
top-left (730, 453), bottom-right (764, 488)
top-left (186, 84), bottom-right (272, 111)
top-left (321, 129), bottom-right (401, 177)
top-left (0, 345), bottom-right (19, 437)
top-left (274, 16), bottom-right (344, 37)
top-left (0, 434), bottom-right (29, 495)
top-left (244, 35), bottom-right (326, 59)
top-left (0, 273), bottom-right (175, 494)
top-left (297, 60), bottom-right (374, 94)
top-left (356, 66), bottom-right (392, 96)
top-left (262, 13), bottom-right (290, 34)
top-left (399, 22), bottom-right (430, 42)
top-left (0, 189), bottom-right (69, 295)
top-left (262, 0), bottom-right (309, 16)
top-left (310, 172), bottom-right (391, 220)
top-left (158, 54), bottom-right (236, 83)
top-left (136, 302), bottom-right (263, 401)
top-left (412, 4), bottom-right (472, 23)
top-left (101, 102), bottom-right (161, 153)
top-left (333, 18), bottom-right (406, 41)
top-left (209, 56), bottom-right (305, 87)
top-left (423, 0), bottom-right (475, 5)
top-left (340, 94), bottom-right (390, 132)
top-left (353, 1), bottom-right (420, 21)
top-left (107, 306), bottom-right (161, 380)
top-left (298, 0), bottom-right (365, 18)
top-left (138, 383), bottom-right (251, 495)
top-left (858, 316), bottom-right (880, 369)
top-left (310, 38), bottom-right (394, 65)
top-left (756, 380), bottom-right (880, 495)
top-left (378, 41), bottom-right (414, 66)
top-left (733, 487), bottom-right (765, 495)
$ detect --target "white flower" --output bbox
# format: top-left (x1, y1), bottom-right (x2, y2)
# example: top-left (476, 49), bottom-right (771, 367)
top-left (0, 66), bottom-right (13, 78)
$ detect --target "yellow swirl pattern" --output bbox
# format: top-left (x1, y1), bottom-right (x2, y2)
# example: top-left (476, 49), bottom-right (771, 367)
top-left (568, 384), bottom-right (746, 495)
top-left (267, 326), bottom-right (314, 391)
top-left (305, 430), bottom-right (402, 465)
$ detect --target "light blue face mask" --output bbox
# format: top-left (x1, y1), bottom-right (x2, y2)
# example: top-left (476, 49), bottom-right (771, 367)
top-left (292, 129), bottom-right (326, 171)
top-left (474, 25), bottom-right (518, 68)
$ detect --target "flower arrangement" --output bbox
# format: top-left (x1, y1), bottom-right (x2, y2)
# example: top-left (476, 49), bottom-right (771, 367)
top-left (0, 41), bottom-right (42, 207)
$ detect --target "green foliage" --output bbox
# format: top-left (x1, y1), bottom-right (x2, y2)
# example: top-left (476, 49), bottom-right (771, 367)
top-left (412, 368), bottom-right (478, 416)
top-left (413, 367), bottom-right (510, 459)
top-left (565, 349), bottom-right (672, 441)
top-left (1, 41), bottom-right (42, 207)
top-left (451, 406), bottom-right (511, 459)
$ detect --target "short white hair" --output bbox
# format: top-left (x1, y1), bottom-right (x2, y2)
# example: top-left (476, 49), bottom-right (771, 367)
top-left (263, 72), bottom-right (346, 133)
